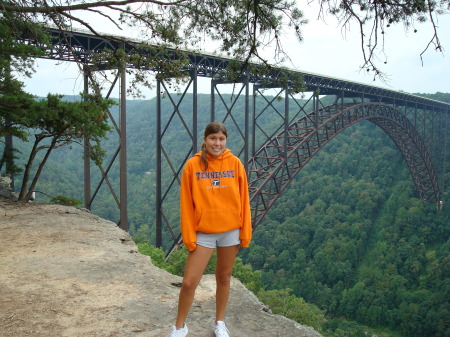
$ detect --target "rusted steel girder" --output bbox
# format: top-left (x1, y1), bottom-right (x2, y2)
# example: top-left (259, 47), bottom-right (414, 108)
top-left (248, 102), bottom-right (441, 229)
top-left (83, 64), bottom-right (128, 231)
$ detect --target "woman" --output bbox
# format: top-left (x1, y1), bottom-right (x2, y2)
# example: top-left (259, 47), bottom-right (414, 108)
top-left (167, 122), bottom-right (252, 337)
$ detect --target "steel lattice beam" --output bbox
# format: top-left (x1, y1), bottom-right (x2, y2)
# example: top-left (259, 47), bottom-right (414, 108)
top-left (17, 27), bottom-right (450, 113)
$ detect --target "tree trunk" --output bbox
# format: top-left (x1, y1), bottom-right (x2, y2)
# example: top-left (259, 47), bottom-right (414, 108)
top-left (25, 136), bottom-right (59, 202)
top-left (18, 135), bottom-right (43, 201)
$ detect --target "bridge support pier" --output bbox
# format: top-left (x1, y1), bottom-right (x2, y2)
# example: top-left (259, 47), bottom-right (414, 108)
top-left (119, 64), bottom-right (128, 231)
top-left (157, 74), bottom-right (252, 251)
top-left (83, 63), bottom-right (128, 232)
top-left (155, 69), bottom-right (201, 249)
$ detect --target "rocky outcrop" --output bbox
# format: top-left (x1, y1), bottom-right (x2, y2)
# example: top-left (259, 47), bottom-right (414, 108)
top-left (0, 198), bottom-right (323, 337)
top-left (0, 175), bottom-right (17, 200)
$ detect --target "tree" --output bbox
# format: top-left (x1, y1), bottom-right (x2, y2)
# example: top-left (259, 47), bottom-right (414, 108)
top-left (0, 12), bottom-right (116, 202)
top-left (317, 0), bottom-right (447, 79)
top-left (0, 13), bottom-right (46, 176)
top-left (257, 288), bottom-right (325, 330)
top-left (1, 95), bottom-right (114, 204)
top-left (0, 75), bottom-right (36, 177)
top-left (1, 0), bottom-right (447, 86)
top-left (21, 94), bottom-right (114, 201)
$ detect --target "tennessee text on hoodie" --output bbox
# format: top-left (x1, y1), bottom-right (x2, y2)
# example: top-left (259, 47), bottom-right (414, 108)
top-left (180, 149), bottom-right (252, 251)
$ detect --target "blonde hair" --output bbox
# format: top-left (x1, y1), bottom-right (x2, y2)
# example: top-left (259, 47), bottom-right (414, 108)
top-left (200, 122), bottom-right (228, 171)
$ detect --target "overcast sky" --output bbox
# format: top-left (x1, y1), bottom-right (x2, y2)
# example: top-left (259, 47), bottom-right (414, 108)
top-left (22, 4), bottom-right (450, 98)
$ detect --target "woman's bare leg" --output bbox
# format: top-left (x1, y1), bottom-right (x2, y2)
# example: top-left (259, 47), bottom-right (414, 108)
top-left (175, 245), bottom-right (215, 328)
top-left (215, 245), bottom-right (239, 322)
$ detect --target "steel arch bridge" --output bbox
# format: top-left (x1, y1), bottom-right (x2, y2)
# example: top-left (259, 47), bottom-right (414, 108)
top-left (248, 102), bottom-right (441, 229)
top-left (14, 28), bottom-right (450, 252)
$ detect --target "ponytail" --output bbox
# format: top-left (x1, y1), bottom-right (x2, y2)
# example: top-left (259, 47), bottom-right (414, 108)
top-left (200, 141), bottom-right (208, 171)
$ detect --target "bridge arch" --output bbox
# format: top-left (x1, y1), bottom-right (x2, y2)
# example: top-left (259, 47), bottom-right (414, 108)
top-left (248, 102), bottom-right (441, 229)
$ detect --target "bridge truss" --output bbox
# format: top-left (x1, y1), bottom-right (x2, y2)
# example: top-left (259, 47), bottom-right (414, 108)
top-left (15, 28), bottom-right (450, 252)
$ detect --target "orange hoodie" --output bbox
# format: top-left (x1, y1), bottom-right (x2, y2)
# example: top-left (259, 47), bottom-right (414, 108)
top-left (180, 149), bottom-right (252, 251)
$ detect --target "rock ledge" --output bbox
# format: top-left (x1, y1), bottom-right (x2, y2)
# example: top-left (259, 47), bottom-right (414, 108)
top-left (0, 198), bottom-right (323, 337)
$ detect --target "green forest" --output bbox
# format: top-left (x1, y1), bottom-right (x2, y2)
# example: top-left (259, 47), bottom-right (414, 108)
top-left (3, 91), bottom-right (449, 337)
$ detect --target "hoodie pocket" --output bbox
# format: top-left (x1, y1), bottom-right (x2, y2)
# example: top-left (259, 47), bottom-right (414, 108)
top-left (197, 208), bottom-right (241, 233)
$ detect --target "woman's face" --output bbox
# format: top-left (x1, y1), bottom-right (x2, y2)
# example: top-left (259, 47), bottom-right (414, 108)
top-left (204, 131), bottom-right (227, 158)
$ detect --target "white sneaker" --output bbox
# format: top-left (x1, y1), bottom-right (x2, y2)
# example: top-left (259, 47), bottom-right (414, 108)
top-left (166, 323), bottom-right (188, 337)
top-left (214, 321), bottom-right (230, 337)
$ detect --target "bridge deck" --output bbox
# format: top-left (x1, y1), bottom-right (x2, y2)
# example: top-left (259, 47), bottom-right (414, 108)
top-left (20, 27), bottom-right (450, 113)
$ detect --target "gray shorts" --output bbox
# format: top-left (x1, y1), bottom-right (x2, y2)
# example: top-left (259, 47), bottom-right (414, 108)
top-left (195, 228), bottom-right (240, 249)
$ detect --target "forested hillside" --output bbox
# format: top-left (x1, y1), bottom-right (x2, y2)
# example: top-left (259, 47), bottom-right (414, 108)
top-left (240, 121), bottom-right (449, 337)
top-left (4, 92), bottom-right (449, 337)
